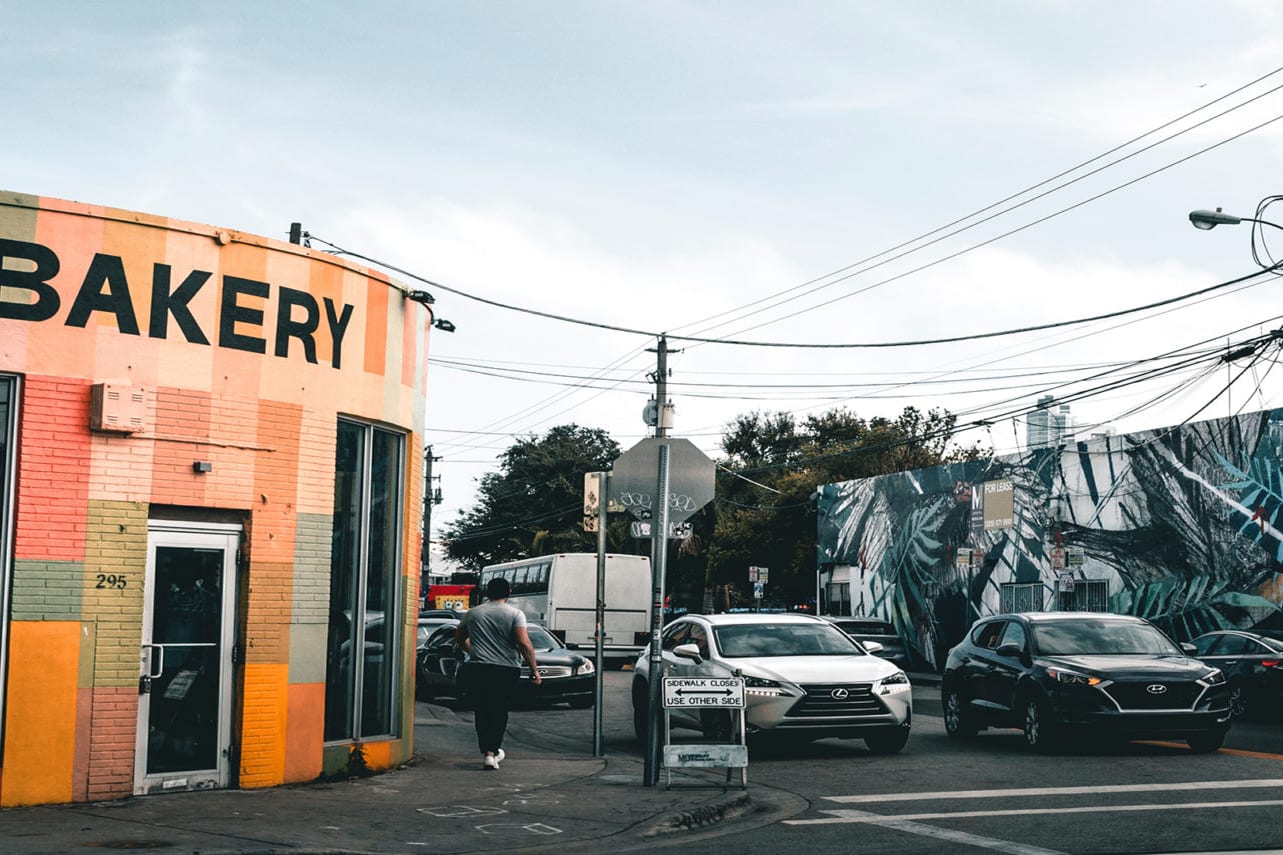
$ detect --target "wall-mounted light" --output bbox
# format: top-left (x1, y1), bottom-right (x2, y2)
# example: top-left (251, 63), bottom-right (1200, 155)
top-left (405, 290), bottom-right (435, 305)
top-left (433, 319), bottom-right (457, 333)
top-left (193, 461), bottom-right (213, 474)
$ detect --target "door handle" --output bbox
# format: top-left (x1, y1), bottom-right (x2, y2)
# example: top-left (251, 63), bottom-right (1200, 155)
top-left (142, 644), bottom-right (165, 679)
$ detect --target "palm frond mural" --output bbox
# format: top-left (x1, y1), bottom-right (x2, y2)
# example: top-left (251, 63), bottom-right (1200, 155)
top-left (817, 408), bottom-right (1283, 671)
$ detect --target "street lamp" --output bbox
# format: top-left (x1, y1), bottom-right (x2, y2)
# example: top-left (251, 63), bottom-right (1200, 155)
top-left (1188, 208), bottom-right (1243, 230)
top-left (1189, 199), bottom-right (1283, 272)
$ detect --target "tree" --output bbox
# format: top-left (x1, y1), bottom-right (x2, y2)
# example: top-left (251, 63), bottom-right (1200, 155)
top-left (706, 406), bottom-right (983, 608)
top-left (443, 425), bottom-right (627, 570)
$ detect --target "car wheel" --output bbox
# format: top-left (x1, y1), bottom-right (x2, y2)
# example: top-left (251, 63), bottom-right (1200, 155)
top-left (632, 680), bottom-right (649, 743)
top-left (1188, 729), bottom-right (1226, 754)
top-left (700, 710), bottom-right (733, 742)
top-left (1228, 684), bottom-right (1248, 720)
top-left (942, 687), bottom-right (979, 738)
top-left (864, 727), bottom-right (910, 754)
top-left (568, 695), bottom-right (595, 710)
top-left (1022, 696), bottom-right (1060, 754)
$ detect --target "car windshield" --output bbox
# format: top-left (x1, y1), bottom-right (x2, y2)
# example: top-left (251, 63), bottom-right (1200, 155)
top-left (526, 626), bottom-right (560, 650)
top-left (1033, 619), bottom-right (1181, 656)
top-left (714, 622), bottom-right (862, 657)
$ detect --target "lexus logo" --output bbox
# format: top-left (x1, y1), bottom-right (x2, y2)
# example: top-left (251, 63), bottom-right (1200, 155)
top-left (830, 688), bottom-right (850, 700)
top-left (1146, 684), bottom-right (1168, 695)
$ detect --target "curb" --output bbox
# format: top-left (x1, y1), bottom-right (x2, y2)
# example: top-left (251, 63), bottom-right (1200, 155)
top-left (659, 792), bottom-right (754, 833)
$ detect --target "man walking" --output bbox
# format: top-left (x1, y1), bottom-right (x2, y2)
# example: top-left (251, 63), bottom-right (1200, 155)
top-left (455, 577), bottom-right (541, 770)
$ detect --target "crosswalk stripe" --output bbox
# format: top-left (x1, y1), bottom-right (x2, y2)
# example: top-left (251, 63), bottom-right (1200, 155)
top-left (821, 778), bottom-right (1283, 804)
top-left (787, 798), bottom-right (1283, 825)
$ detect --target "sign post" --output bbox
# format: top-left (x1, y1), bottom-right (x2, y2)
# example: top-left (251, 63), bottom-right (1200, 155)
top-left (609, 437), bottom-right (715, 787)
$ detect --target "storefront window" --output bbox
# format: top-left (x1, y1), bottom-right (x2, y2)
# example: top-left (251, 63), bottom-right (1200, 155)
top-left (0, 375), bottom-right (16, 749)
top-left (325, 419), bottom-right (405, 741)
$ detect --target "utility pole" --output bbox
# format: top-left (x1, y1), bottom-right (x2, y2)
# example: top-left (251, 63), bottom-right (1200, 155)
top-left (646, 335), bottom-right (679, 438)
top-left (421, 445), bottom-right (442, 605)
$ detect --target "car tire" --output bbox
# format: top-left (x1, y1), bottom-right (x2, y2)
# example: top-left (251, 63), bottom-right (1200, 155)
top-left (942, 687), bottom-right (979, 738)
top-left (1188, 729), bottom-right (1226, 753)
top-left (632, 680), bottom-right (649, 743)
top-left (864, 727), bottom-right (910, 754)
top-left (1228, 684), bottom-right (1248, 720)
top-left (1022, 696), bottom-right (1060, 754)
top-left (568, 695), bottom-right (595, 709)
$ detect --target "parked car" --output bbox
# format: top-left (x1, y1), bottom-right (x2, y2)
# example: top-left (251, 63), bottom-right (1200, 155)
top-left (416, 616), bottom-right (460, 651)
top-left (942, 612), bottom-right (1231, 753)
top-left (820, 616), bottom-right (910, 669)
top-left (1191, 629), bottom-right (1283, 720)
top-left (416, 623), bottom-right (595, 708)
top-left (632, 613), bottom-right (912, 753)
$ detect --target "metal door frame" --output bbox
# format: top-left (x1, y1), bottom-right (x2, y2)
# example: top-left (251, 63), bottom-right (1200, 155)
top-left (135, 521), bottom-right (240, 795)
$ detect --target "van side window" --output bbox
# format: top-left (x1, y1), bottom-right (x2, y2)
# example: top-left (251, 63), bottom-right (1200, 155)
top-left (662, 624), bottom-right (689, 651)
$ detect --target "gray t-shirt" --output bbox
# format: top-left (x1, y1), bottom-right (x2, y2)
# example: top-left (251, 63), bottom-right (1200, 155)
top-left (460, 600), bottom-right (527, 668)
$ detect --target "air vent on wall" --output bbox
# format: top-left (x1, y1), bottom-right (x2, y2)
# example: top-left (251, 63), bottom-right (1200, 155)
top-left (90, 383), bottom-right (150, 433)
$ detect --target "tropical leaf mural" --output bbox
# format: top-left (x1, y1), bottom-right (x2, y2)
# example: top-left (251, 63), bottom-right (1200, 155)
top-left (817, 408), bottom-right (1283, 670)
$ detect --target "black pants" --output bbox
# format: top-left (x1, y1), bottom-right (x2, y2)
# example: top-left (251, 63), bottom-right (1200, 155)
top-left (466, 663), bottom-right (519, 754)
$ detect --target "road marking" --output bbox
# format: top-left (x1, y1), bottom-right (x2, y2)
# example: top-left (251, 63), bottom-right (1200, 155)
top-left (788, 810), bottom-right (1066, 855)
top-left (821, 778), bottom-right (1283, 803)
top-left (789, 799), bottom-right (1283, 825)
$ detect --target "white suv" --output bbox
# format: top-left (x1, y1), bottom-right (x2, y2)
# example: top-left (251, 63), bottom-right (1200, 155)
top-left (632, 612), bottom-right (912, 752)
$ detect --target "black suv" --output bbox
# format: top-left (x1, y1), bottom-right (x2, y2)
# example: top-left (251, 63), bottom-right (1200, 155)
top-left (942, 612), bottom-right (1231, 753)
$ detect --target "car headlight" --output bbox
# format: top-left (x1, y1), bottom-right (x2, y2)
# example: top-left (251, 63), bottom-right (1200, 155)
top-left (1046, 667), bottom-right (1102, 687)
top-left (1201, 668), bottom-right (1226, 686)
top-left (743, 675), bottom-right (786, 697)
top-left (877, 670), bottom-right (911, 694)
top-left (575, 660), bottom-right (595, 675)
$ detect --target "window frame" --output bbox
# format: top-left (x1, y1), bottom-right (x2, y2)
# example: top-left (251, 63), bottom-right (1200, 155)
top-left (324, 418), bottom-right (407, 744)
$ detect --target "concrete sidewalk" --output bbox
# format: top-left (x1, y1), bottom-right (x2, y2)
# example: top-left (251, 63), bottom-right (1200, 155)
top-left (0, 700), bottom-right (801, 854)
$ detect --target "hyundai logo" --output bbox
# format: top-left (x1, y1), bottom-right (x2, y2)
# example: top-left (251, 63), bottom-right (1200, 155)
top-left (1146, 684), bottom-right (1168, 695)
top-left (830, 687), bottom-right (850, 700)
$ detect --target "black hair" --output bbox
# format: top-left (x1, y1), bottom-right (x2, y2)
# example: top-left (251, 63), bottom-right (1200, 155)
top-left (486, 577), bottom-right (511, 599)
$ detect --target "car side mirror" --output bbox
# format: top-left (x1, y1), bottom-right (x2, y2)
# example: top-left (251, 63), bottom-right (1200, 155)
top-left (1181, 642), bottom-right (1197, 655)
top-left (862, 641), bottom-right (884, 655)
top-left (673, 642), bottom-right (703, 663)
top-left (995, 642), bottom-right (1024, 658)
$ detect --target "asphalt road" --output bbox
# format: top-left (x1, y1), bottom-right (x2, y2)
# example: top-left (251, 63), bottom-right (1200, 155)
top-left (436, 671), bottom-right (1283, 854)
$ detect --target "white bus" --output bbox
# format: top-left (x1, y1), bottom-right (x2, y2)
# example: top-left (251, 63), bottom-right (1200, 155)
top-left (478, 553), bottom-right (652, 667)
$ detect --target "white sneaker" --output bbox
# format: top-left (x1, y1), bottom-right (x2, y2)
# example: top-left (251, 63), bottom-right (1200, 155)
top-left (482, 754), bottom-right (498, 770)
top-left (495, 749), bottom-right (506, 766)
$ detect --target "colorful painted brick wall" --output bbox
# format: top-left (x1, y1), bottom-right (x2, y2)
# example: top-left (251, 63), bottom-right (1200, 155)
top-left (0, 191), bottom-right (432, 806)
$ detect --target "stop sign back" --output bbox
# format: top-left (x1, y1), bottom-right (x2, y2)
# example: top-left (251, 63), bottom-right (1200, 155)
top-left (608, 437), bottom-right (715, 525)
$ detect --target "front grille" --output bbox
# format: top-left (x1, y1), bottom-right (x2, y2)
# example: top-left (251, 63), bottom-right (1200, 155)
top-left (1102, 680), bottom-right (1202, 710)
top-left (522, 665), bottom-right (573, 678)
top-left (786, 682), bottom-right (885, 718)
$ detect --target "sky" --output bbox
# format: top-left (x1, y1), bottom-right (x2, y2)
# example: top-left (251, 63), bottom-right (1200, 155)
top-left (8, 2), bottom-right (1283, 554)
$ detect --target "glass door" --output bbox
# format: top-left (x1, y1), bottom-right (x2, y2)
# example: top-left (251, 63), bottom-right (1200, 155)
top-left (135, 522), bottom-right (239, 794)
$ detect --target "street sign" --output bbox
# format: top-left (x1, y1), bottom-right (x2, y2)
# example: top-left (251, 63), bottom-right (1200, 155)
top-left (629, 520), bottom-right (692, 540)
top-left (609, 437), bottom-right (715, 526)
top-left (748, 565), bottom-right (769, 583)
top-left (663, 743), bottom-right (748, 769)
top-left (753, 581), bottom-right (764, 599)
top-left (662, 677), bottom-right (744, 708)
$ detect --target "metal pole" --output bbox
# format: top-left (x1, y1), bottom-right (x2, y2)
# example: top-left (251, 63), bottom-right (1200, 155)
top-left (592, 472), bottom-right (608, 757)
top-left (656, 336), bottom-right (669, 438)
top-left (643, 442), bottom-right (671, 786)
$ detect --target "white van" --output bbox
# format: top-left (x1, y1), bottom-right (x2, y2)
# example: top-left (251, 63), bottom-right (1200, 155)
top-left (478, 553), bottom-right (652, 667)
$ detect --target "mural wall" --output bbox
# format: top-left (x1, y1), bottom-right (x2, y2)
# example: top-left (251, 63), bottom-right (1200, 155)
top-left (816, 408), bottom-right (1283, 671)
